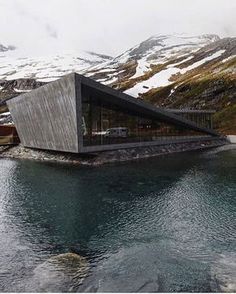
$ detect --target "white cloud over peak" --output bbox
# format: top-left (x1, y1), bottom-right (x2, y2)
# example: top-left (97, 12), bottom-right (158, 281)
top-left (0, 0), bottom-right (235, 56)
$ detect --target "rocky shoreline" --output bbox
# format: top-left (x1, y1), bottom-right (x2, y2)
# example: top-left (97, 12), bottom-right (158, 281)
top-left (0, 138), bottom-right (228, 165)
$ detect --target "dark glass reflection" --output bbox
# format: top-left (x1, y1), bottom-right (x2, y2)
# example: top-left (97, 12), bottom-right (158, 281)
top-left (82, 90), bottom-right (207, 147)
top-left (176, 112), bottom-right (213, 129)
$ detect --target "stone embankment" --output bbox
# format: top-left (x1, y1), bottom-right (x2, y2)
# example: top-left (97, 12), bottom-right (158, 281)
top-left (0, 138), bottom-right (228, 165)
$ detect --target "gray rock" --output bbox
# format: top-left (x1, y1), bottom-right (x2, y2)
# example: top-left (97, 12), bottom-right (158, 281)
top-left (210, 253), bottom-right (236, 292)
top-left (19, 253), bottom-right (89, 292)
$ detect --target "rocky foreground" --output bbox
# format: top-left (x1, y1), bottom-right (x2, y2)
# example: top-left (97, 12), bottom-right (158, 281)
top-left (0, 138), bottom-right (228, 165)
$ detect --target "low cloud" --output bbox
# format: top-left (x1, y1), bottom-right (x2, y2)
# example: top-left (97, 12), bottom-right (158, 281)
top-left (0, 0), bottom-right (235, 56)
top-left (45, 23), bottom-right (58, 39)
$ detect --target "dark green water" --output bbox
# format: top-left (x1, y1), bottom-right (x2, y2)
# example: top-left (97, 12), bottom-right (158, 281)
top-left (0, 145), bottom-right (235, 292)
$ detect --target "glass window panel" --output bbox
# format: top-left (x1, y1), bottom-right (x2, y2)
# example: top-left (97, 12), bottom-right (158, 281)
top-left (82, 88), bottom-right (209, 147)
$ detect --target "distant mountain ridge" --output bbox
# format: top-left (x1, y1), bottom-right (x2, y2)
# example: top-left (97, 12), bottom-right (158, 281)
top-left (86, 34), bottom-right (223, 86)
top-left (0, 34), bottom-right (235, 133)
top-left (0, 49), bottom-right (113, 82)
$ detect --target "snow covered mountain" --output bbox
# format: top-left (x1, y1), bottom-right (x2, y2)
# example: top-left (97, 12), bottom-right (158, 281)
top-left (0, 34), bottom-right (220, 84)
top-left (0, 34), bottom-right (235, 133)
top-left (86, 34), bottom-right (221, 86)
top-left (0, 48), bottom-right (112, 82)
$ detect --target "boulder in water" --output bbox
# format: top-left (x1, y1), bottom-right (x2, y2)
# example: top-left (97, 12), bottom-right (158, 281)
top-left (210, 253), bottom-right (236, 292)
top-left (24, 253), bottom-right (89, 292)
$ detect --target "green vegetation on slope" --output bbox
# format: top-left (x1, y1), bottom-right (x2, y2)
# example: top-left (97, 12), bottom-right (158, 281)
top-left (213, 104), bottom-right (236, 134)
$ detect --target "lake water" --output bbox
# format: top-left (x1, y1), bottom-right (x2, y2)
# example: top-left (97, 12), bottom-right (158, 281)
top-left (0, 145), bottom-right (235, 292)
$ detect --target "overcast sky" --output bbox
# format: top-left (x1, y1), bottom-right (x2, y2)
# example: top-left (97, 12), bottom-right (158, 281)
top-left (0, 0), bottom-right (235, 57)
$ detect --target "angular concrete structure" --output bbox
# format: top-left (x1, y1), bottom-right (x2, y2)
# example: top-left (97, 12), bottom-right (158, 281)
top-left (8, 74), bottom-right (79, 152)
top-left (7, 73), bottom-right (220, 153)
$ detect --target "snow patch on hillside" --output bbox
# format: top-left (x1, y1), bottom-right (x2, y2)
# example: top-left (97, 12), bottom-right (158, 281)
top-left (167, 55), bottom-right (194, 68)
top-left (125, 50), bottom-right (226, 97)
top-left (125, 67), bottom-right (179, 96)
top-left (179, 50), bottom-right (225, 74)
top-left (102, 76), bottom-right (118, 85)
top-left (222, 55), bottom-right (236, 63)
top-left (132, 59), bottom-right (150, 78)
top-left (153, 34), bottom-right (218, 48)
top-left (14, 88), bottom-right (32, 93)
top-left (0, 112), bottom-right (10, 116)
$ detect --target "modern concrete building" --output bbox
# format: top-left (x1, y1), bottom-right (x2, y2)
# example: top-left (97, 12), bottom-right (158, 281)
top-left (7, 73), bottom-right (220, 153)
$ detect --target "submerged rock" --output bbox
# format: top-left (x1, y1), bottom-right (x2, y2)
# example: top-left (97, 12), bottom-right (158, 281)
top-left (79, 246), bottom-right (161, 292)
top-left (23, 253), bottom-right (89, 292)
top-left (210, 253), bottom-right (236, 292)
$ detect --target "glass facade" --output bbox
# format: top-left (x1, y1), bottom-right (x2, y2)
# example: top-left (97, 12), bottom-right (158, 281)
top-left (82, 87), bottom-right (207, 147)
top-left (173, 112), bottom-right (213, 129)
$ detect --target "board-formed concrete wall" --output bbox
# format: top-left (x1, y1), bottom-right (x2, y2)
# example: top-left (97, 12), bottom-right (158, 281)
top-left (7, 73), bottom-right (79, 153)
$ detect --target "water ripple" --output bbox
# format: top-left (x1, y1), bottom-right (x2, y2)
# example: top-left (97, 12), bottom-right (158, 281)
top-left (0, 146), bottom-right (235, 292)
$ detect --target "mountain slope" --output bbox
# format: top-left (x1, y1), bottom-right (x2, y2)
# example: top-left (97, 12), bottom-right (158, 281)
top-left (86, 34), bottom-right (220, 86)
top-left (0, 34), bottom-right (235, 133)
top-left (87, 35), bottom-right (236, 134)
top-left (0, 49), bottom-right (112, 82)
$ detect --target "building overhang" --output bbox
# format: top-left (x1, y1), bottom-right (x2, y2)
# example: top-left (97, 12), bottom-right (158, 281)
top-left (77, 74), bottom-right (219, 137)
